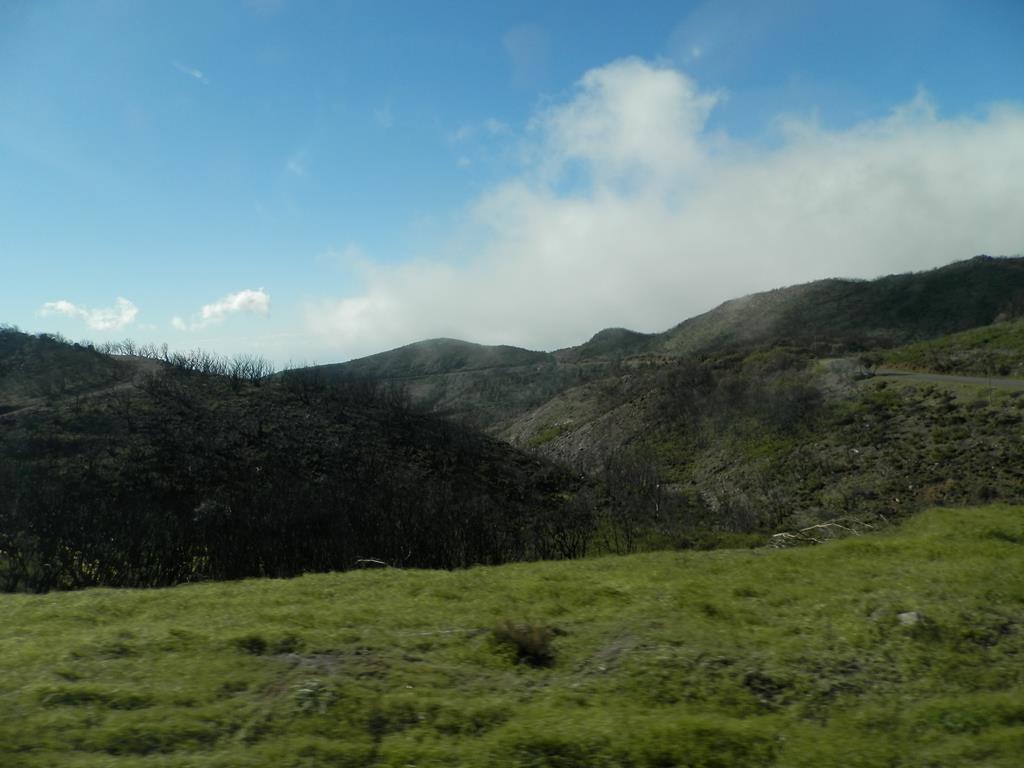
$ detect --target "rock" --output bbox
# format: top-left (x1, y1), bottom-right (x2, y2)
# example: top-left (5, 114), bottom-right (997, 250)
top-left (897, 611), bottom-right (922, 626)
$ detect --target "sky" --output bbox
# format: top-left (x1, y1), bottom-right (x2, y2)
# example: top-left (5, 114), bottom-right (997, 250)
top-left (2, 0), bottom-right (1023, 366)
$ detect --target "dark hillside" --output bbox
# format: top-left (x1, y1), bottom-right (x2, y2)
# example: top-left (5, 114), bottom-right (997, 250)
top-left (0, 328), bottom-right (131, 410)
top-left (0, 329), bottom-right (583, 592)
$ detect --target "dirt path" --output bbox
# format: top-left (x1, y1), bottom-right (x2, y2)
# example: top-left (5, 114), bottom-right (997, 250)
top-left (873, 368), bottom-right (1024, 391)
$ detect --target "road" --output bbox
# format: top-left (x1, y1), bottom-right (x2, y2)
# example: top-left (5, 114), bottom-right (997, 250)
top-left (873, 368), bottom-right (1024, 391)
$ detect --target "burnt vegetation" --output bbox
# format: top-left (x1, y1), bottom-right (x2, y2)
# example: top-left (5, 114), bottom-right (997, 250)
top-left (0, 329), bottom-right (590, 591)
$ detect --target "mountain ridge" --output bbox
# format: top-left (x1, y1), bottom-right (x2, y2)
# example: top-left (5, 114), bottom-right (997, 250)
top-left (314, 255), bottom-right (1024, 428)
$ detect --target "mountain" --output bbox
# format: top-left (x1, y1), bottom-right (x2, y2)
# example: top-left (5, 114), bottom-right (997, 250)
top-left (317, 255), bottom-right (1024, 430)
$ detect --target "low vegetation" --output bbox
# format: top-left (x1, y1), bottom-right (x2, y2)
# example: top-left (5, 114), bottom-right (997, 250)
top-left (1, 504), bottom-right (1022, 766)
top-left (884, 318), bottom-right (1024, 377)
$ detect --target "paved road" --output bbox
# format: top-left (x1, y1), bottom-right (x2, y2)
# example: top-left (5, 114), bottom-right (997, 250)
top-left (873, 368), bottom-right (1024, 391)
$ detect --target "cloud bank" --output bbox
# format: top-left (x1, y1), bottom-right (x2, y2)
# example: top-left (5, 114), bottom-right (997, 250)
top-left (40, 297), bottom-right (139, 331)
top-left (173, 289), bottom-right (270, 331)
top-left (308, 58), bottom-right (1024, 360)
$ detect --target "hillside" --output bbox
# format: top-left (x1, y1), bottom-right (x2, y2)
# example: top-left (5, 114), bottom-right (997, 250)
top-left (304, 260), bottom-right (1024, 537)
top-left (500, 345), bottom-right (1024, 530)
top-left (659, 255), bottom-right (1024, 355)
top-left (0, 329), bottom-right (582, 592)
top-left (883, 318), bottom-right (1024, 378)
top-left (0, 329), bottom-right (134, 414)
top-left (2, 504), bottom-right (1022, 767)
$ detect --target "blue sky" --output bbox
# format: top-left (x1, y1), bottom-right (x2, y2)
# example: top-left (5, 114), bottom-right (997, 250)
top-left (3, 0), bottom-right (1023, 365)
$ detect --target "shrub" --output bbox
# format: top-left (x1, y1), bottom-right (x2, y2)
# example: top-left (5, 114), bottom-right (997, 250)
top-left (493, 622), bottom-right (560, 667)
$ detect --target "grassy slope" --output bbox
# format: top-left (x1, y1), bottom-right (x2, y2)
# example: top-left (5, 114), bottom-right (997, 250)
top-left (884, 319), bottom-right (1024, 377)
top-left (3, 505), bottom-right (1023, 767)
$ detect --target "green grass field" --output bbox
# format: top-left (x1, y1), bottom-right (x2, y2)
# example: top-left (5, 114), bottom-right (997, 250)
top-left (2, 505), bottom-right (1023, 767)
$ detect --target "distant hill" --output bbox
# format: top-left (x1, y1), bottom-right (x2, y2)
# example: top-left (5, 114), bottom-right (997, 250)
top-left (324, 337), bottom-right (553, 379)
top-left (659, 255), bottom-right (1024, 355)
top-left (313, 338), bottom-right (584, 430)
top-left (554, 327), bottom-right (659, 363)
top-left (312, 255), bottom-right (1024, 430)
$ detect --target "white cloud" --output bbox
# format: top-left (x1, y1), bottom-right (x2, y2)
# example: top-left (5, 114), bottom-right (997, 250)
top-left (174, 289), bottom-right (271, 331)
top-left (172, 60), bottom-right (209, 85)
top-left (40, 297), bottom-right (139, 331)
top-left (531, 58), bottom-right (721, 190)
top-left (306, 58), bottom-right (1024, 360)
